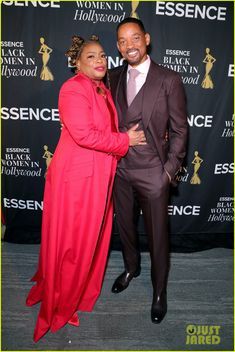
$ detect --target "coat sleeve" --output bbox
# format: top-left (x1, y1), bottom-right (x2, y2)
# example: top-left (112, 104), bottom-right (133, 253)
top-left (59, 80), bottom-right (129, 157)
top-left (163, 75), bottom-right (188, 179)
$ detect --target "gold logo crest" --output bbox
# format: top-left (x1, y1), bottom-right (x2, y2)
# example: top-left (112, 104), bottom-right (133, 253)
top-left (39, 37), bottom-right (54, 81)
top-left (130, 1), bottom-right (140, 19)
top-left (42, 145), bottom-right (53, 177)
top-left (190, 151), bottom-right (203, 184)
top-left (201, 48), bottom-right (216, 89)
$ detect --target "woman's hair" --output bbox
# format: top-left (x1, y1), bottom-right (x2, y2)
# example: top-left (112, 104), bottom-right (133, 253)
top-left (65, 35), bottom-right (99, 67)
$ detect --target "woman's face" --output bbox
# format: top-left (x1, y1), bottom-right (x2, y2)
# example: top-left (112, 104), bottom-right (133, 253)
top-left (77, 42), bottom-right (107, 81)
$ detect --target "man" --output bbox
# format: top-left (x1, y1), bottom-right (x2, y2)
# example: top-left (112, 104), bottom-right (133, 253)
top-left (109, 17), bottom-right (188, 324)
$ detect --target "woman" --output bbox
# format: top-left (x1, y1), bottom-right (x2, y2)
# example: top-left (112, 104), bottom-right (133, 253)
top-left (26, 35), bottom-right (145, 342)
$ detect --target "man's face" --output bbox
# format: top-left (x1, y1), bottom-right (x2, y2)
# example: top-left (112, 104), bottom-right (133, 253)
top-left (117, 22), bottom-right (150, 67)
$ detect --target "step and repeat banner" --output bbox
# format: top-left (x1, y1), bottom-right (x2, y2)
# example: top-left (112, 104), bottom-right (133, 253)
top-left (1, 1), bottom-right (234, 243)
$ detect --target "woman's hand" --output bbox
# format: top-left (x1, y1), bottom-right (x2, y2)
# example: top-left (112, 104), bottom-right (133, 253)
top-left (127, 124), bottom-right (146, 146)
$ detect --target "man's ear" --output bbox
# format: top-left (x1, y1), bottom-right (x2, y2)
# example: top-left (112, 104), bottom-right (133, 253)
top-left (145, 33), bottom-right (151, 46)
top-left (76, 59), bottom-right (80, 71)
top-left (116, 41), bottom-right (120, 52)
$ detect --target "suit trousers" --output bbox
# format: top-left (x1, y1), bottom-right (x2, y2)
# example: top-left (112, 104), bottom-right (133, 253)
top-left (113, 165), bottom-right (170, 294)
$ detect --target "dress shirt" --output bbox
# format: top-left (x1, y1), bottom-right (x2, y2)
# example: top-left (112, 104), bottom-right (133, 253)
top-left (127, 55), bottom-right (151, 95)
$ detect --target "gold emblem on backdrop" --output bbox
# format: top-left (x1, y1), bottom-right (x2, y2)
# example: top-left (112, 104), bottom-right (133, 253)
top-left (201, 48), bottom-right (216, 89)
top-left (39, 37), bottom-right (54, 81)
top-left (130, 1), bottom-right (140, 19)
top-left (190, 151), bottom-right (203, 185)
top-left (42, 145), bottom-right (53, 177)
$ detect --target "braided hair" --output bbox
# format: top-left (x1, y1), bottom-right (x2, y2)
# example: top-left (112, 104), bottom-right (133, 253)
top-left (65, 35), bottom-right (99, 68)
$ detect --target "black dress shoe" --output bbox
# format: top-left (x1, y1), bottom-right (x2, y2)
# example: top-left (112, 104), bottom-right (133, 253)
top-left (111, 267), bottom-right (141, 293)
top-left (151, 291), bottom-right (167, 324)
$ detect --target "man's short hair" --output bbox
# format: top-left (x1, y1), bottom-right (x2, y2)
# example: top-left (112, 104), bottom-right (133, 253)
top-left (116, 17), bottom-right (146, 34)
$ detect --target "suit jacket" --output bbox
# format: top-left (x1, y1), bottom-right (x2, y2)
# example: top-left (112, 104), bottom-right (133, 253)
top-left (109, 60), bottom-right (188, 184)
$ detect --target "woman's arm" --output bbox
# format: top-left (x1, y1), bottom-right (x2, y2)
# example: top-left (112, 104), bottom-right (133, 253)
top-left (59, 80), bottom-right (129, 157)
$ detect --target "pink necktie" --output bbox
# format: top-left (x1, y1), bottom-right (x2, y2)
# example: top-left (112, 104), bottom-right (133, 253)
top-left (127, 69), bottom-right (140, 106)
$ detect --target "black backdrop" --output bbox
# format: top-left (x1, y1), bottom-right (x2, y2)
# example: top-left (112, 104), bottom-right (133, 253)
top-left (1, 1), bottom-right (234, 248)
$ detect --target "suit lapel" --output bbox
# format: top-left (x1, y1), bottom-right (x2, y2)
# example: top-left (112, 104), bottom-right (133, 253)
top-left (142, 62), bottom-right (165, 129)
top-left (114, 64), bottom-right (128, 108)
top-left (112, 61), bottom-right (165, 129)
top-left (112, 64), bottom-right (128, 126)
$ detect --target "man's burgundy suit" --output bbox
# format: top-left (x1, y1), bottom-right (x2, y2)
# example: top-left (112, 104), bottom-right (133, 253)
top-left (109, 60), bottom-right (188, 296)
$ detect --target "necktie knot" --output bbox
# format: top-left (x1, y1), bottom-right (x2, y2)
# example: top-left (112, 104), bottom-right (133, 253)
top-left (128, 68), bottom-right (140, 80)
top-left (127, 69), bottom-right (140, 106)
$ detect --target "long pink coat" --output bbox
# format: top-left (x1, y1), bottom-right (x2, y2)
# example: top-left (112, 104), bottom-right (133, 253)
top-left (26, 73), bottom-right (129, 342)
